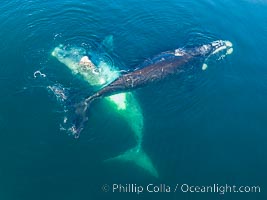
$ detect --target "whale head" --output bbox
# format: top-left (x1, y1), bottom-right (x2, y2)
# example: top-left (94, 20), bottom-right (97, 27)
top-left (209, 40), bottom-right (233, 56)
top-left (193, 40), bottom-right (233, 58)
top-left (176, 40), bottom-right (233, 60)
top-left (183, 40), bottom-right (233, 71)
top-left (204, 40), bottom-right (234, 70)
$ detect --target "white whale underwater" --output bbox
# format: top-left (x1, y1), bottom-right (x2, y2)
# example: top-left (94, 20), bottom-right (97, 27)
top-left (51, 37), bottom-right (159, 177)
top-left (51, 37), bottom-right (233, 177)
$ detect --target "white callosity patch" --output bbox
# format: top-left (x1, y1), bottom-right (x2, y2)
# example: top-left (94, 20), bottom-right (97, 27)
top-left (227, 48), bottom-right (233, 55)
top-left (225, 41), bottom-right (233, 47)
top-left (80, 56), bottom-right (90, 63)
top-left (211, 40), bottom-right (224, 47)
top-left (212, 45), bottom-right (227, 55)
top-left (174, 48), bottom-right (185, 56)
top-left (202, 63), bottom-right (208, 70)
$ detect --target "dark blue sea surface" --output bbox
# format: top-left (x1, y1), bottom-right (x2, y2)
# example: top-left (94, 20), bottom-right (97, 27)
top-left (0, 0), bottom-right (267, 199)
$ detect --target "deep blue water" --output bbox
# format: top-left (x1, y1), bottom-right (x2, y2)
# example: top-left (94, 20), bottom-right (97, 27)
top-left (0, 0), bottom-right (267, 199)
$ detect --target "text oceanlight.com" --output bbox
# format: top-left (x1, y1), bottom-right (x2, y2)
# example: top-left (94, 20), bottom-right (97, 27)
top-left (102, 183), bottom-right (261, 195)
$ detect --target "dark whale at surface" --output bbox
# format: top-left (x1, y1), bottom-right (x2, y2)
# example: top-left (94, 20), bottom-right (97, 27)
top-left (73, 40), bottom-right (233, 135)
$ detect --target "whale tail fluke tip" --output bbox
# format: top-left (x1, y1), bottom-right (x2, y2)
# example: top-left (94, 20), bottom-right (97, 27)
top-left (105, 146), bottom-right (158, 178)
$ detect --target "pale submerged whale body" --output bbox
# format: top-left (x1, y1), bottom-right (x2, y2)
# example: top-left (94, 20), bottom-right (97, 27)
top-left (52, 39), bottom-right (233, 178)
top-left (52, 37), bottom-right (158, 177)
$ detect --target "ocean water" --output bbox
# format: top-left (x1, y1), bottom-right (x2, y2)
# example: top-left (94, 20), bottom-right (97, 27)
top-left (0, 0), bottom-right (267, 199)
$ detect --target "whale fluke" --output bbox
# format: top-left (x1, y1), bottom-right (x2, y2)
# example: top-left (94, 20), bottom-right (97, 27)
top-left (105, 146), bottom-right (158, 177)
top-left (73, 95), bottom-right (159, 177)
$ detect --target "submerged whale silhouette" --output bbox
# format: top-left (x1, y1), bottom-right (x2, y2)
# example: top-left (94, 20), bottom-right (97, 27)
top-left (52, 40), bottom-right (158, 177)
